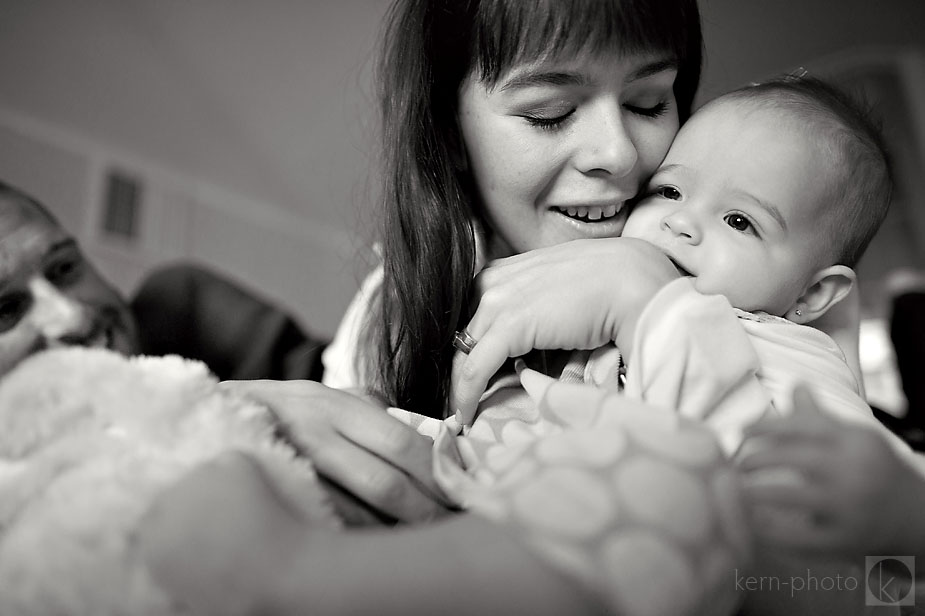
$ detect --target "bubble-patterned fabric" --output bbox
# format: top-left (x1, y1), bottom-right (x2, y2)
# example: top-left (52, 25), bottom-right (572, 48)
top-left (388, 278), bottom-right (881, 616)
top-left (430, 370), bottom-right (752, 616)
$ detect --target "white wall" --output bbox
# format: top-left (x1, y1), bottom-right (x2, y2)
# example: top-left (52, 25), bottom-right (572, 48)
top-left (0, 1), bottom-right (388, 336)
top-left (0, 0), bottom-right (923, 339)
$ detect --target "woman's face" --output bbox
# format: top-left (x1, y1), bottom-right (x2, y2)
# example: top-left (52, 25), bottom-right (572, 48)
top-left (457, 51), bottom-right (680, 257)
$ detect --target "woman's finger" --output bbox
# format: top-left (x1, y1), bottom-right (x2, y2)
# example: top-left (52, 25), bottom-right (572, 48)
top-left (450, 319), bottom-right (533, 424)
top-left (221, 380), bottom-right (453, 522)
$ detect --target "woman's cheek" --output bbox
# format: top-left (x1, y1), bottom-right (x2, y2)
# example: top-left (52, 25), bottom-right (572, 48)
top-left (639, 117), bottom-right (680, 175)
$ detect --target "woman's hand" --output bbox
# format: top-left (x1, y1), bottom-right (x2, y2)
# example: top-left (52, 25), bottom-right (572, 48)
top-left (738, 386), bottom-right (923, 557)
top-left (450, 238), bottom-right (678, 424)
top-left (221, 380), bottom-right (453, 524)
top-left (140, 452), bottom-right (311, 616)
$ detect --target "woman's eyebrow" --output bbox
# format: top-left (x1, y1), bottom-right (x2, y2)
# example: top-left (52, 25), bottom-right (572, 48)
top-left (499, 57), bottom-right (677, 92)
top-left (499, 70), bottom-right (587, 92)
top-left (627, 58), bottom-right (679, 83)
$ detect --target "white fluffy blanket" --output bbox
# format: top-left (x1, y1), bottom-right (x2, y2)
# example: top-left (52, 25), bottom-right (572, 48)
top-left (0, 348), bottom-right (337, 616)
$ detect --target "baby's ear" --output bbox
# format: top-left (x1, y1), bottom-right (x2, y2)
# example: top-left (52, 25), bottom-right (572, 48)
top-left (786, 265), bottom-right (856, 324)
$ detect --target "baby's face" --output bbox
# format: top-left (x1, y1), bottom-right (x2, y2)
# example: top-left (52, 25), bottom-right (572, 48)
top-left (623, 99), bottom-right (833, 316)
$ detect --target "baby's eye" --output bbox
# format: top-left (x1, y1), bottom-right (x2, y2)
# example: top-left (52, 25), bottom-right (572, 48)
top-left (724, 213), bottom-right (754, 234)
top-left (655, 185), bottom-right (682, 200)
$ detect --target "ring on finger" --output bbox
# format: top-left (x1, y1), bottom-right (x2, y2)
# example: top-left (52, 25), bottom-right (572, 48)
top-left (452, 329), bottom-right (478, 355)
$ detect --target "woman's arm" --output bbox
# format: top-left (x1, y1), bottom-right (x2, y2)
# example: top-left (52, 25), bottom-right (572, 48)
top-left (451, 237), bottom-right (679, 422)
top-left (140, 453), bottom-right (607, 616)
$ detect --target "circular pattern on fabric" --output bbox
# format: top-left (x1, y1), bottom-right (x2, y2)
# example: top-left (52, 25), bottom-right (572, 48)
top-left (534, 430), bottom-right (626, 467)
top-left (601, 531), bottom-right (698, 616)
top-left (511, 467), bottom-right (615, 539)
top-left (614, 457), bottom-right (712, 545)
top-left (624, 422), bottom-right (722, 468)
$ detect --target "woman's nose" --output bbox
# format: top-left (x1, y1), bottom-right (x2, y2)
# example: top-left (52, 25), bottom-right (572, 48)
top-left (27, 278), bottom-right (92, 343)
top-left (661, 209), bottom-right (701, 244)
top-left (573, 102), bottom-right (638, 178)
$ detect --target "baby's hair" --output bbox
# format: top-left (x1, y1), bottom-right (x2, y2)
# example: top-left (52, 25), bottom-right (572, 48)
top-left (722, 74), bottom-right (893, 268)
top-left (373, 0), bottom-right (703, 416)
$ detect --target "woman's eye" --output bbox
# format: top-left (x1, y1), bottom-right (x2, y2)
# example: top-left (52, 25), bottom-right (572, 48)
top-left (655, 185), bottom-right (682, 200)
top-left (0, 293), bottom-right (30, 333)
top-left (624, 100), bottom-right (669, 118)
top-left (522, 109), bottom-right (576, 130)
top-left (724, 213), bottom-right (755, 234)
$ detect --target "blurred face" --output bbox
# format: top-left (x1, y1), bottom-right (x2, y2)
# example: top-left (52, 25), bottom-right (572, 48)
top-left (0, 192), bottom-right (138, 376)
top-left (623, 99), bottom-right (834, 315)
top-left (457, 51), bottom-right (679, 257)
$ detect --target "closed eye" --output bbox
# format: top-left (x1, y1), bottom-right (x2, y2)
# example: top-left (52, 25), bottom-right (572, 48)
top-left (624, 100), bottom-right (670, 118)
top-left (522, 109), bottom-right (576, 131)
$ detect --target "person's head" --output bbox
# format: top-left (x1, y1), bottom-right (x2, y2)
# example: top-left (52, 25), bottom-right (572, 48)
top-left (374, 0), bottom-right (703, 414)
top-left (623, 75), bottom-right (892, 323)
top-left (0, 182), bottom-right (138, 376)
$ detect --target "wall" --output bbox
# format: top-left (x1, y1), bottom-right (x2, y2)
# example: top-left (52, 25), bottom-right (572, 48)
top-left (0, 1), bottom-right (389, 336)
top-left (0, 1), bottom-right (923, 343)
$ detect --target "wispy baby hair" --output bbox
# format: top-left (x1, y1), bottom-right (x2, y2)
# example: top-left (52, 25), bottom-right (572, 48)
top-left (725, 73), bottom-right (893, 268)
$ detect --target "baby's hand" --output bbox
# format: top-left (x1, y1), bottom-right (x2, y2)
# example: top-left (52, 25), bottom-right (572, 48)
top-left (451, 237), bottom-right (677, 424)
top-left (139, 453), bottom-right (314, 616)
top-left (738, 386), bottom-right (912, 557)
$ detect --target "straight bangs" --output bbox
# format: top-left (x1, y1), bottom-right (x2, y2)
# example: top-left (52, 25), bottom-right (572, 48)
top-left (473, 0), bottom-right (697, 85)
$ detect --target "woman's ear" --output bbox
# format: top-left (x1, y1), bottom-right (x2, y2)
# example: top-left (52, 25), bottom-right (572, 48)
top-left (786, 265), bottom-right (856, 324)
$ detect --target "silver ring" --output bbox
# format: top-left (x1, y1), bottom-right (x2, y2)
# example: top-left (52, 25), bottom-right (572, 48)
top-left (453, 329), bottom-right (478, 355)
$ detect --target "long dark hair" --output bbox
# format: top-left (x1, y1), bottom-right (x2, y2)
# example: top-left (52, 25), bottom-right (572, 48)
top-left (372, 0), bottom-right (703, 417)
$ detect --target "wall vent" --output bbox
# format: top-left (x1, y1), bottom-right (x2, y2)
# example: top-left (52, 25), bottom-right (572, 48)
top-left (101, 169), bottom-right (142, 240)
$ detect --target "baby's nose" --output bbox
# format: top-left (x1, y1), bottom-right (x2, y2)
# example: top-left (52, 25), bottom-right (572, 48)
top-left (660, 210), bottom-right (701, 243)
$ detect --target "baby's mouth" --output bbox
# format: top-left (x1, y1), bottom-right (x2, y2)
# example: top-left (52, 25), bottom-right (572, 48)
top-left (553, 203), bottom-right (622, 223)
top-left (668, 257), bottom-right (692, 277)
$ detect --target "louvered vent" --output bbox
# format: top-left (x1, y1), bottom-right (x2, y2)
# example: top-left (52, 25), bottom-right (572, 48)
top-left (101, 169), bottom-right (142, 240)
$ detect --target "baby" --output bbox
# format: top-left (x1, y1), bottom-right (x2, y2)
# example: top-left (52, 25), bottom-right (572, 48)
top-left (612, 73), bottom-right (924, 562)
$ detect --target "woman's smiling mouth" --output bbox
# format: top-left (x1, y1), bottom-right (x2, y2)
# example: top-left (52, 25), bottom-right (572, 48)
top-left (553, 203), bottom-right (622, 223)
